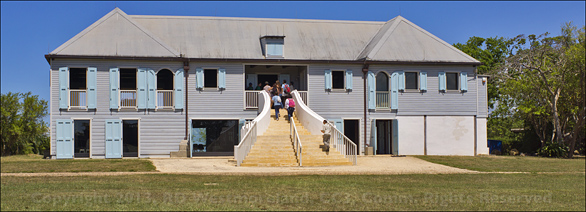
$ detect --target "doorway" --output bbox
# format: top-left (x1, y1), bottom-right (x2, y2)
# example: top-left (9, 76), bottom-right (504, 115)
top-left (122, 120), bottom-right (139, 157)
top-left (376, 120), bottom-right (392, 154)
top-left (344, 120), bottom-right (360, 155)
top-left (258, 74), bottom-right (278, 87)
top-left (73, 120), bottom-right (90, 158)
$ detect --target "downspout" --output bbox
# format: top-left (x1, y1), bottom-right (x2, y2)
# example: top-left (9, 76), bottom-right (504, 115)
top-left (362, 62), bottom-right (370, 154)
top-left (183, 60), bottom-right (190, 140)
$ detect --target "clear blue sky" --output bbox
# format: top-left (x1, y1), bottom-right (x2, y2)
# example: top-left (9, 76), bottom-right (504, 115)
top-left (1, 1), bottom-right (585, 114)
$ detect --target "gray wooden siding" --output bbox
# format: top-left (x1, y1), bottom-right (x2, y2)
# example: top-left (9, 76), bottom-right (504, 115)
top-left (187, 62), bottom-right (258, 119)
top-left (50, 59), bottom-right (186, 157)
top-left (477, 77), bottom-right (488, 118)
top-left (307, 64), bottom-right (365, 118)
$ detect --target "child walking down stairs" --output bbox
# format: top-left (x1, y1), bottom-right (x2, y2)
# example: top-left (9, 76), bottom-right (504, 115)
top-left (240, 109), bottom-right (353, 167)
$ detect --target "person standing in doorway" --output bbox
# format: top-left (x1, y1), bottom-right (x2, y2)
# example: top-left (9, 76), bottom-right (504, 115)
top-left (246, 83), bottom-right (254, 90)
top-left (281, 80), bottom-right (289, 103)
top-left (263, 81), bottom-right (272, 96)
top-left (321, 120), bottom-right (331, 153)
top-left (289, 81), bottom-right (295, 92)
top-left (255, 82), bottom-right (263, 90)
top-left (272, 90), bottom-right (282, 120)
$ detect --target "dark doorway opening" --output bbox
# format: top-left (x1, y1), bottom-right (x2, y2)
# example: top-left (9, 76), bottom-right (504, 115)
top-left (123, 120), bottom-right (139, 157)
top-left (191, 120), bottom-right (239, 156)
top-left (344, 120), bottom-right (360, 155)
top-left (157, 69), bottom-right (174, 90)
top-left (376, 120), bottom-right (392, 154)
top-left (258, 74), bottom-right (278, 87)
top-left (73, 120), bottom-right (90, 158)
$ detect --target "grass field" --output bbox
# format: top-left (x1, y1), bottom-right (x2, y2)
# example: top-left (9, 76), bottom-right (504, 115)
top-left (413, 155), bottom-right (585, 173)
top-left (0, 154), bottom-right (156, 173)
top-left (2, 173), bottom-right (584, 211)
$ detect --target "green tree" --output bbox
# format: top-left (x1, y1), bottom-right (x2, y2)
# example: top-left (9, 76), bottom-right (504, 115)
top-left (494, 23), bottom-right (585, 157)
top-left (1, 92), bottom-right (49, 155)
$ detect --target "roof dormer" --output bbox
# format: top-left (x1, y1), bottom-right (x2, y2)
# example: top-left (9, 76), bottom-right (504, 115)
top-left (260, 35), bottom-right (285, 59)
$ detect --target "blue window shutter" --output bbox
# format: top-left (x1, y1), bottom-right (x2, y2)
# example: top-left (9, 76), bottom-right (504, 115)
top-left (333, 119), bottom-right (343, 134)
top-left (218, 69), bottom-right (226, 90)
top-left (392, 119), bottom-right (399, 155)
top-left (174, 69), bottom-right (184, 109)
top-left (105, 119), bottom-right (122, 159)
top-left (345, 70), bottom-right (353, 91)
top-left (397, 71), bottom-right (405, 91)
top-left (196, 68), bottom-right (204, 90)
top-left (56, 119), bottom-right (73, 159)
top-left (367, 71), bottom-right (375, 110)
top-left (371, 119), bottom-right (377, 154)
top-left (147, 69), bottom-right (156, 109)
top-left (438, 72), bottom-right (446, 91)
top-left (109, 68), bottom-right (119, 109)
top-left (420, 72), bottom-right (427, 91)
top-left (188, 118), bottom-right (193, 157)
top-left (59, 67), bottom-right (69, 109)
top-left (87, 67), bottom-right (97, 109)
top-left (460, 72), bottom-right (468, 92)
top-left (391, 72), bottom-right (399, 110)
top-left (238, 119), bottom-right (246, 141)
top-left (137, 68), bottom-right (147, 109)
top-left (324, 69), bottom-right (332, 91)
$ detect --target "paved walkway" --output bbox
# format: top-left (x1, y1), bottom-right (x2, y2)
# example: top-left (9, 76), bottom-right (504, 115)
top-left (150, 155), bottom-right (477, 175)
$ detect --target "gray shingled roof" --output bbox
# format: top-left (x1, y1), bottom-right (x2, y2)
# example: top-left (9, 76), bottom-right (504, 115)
top-left (49, 8), bottom-right (479, 64)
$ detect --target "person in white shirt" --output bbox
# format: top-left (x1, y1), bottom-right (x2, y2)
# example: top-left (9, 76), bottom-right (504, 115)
top-left (321, 120), bottom-right (331, 152)
top-left (271, 91), bottom-right (282, 120)
top-left (284, 97), bottom-right (295, 121)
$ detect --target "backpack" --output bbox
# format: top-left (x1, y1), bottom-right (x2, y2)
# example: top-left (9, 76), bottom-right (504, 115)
top-left (284, 84), bottom-right (290, 94)
top-left (288, 99), bottom-right (295, 108)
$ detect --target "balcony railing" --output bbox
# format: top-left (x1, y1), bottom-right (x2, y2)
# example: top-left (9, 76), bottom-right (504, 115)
top-left (244, 91), bottom-right (260, 109)
top-left (157, 90), bottom-right (173, 108)
top-left (70, 90), bottom-right (86, 108)
top-left (376, 91), bottom-right (390, 109)
top-left (244, 90), bottom-right (309, 109)
top-left (120, 90), bottom-right (137, 108)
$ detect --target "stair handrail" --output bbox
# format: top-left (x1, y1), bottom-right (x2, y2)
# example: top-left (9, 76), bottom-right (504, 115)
top-left (234, 90), bottom-right (271, 166)
top-left (290, 118), bottom-right (303, 166)
top-left (291, 90), bottom-right (357, 165)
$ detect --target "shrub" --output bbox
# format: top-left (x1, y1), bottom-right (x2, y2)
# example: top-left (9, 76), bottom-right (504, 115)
top-left (537, 142), bottom-right (568, 158)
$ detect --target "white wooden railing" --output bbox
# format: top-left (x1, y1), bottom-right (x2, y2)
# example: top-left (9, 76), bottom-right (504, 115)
top-left (69, 90), bottom-right (86, 108)
top-left (235, 90), bottom-right (271, 166)
top-left (244, 91), bottom-right (261, 109)
top-left (120, 90), bottom-right (137, 108)
top-left (244, 90), bottom-right (308, 109)
top-left (291, 90), bottom-right (357, 165)
top-left (376, 91), bottom-right (390, 108)
top-left (290, 117), bottom-right (303, 166)
top-left (157, 90), bottom-right (173, 108)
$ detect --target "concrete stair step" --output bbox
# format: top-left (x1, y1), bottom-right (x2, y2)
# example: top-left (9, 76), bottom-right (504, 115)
top-left (240, 163), bottom-right (299, 167)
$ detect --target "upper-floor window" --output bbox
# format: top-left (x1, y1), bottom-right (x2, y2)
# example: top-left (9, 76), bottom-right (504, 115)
top-left (59, 67), bottom-right (96, 110)
top-left (69, 68), bottom-right (87, 89)
top-left (261, 36), bottom-right (285, 58)
top-left (446, 72), bottom-right (459, 91)
top-left (204, 69), bottom-right (218, 88)
top-left (119, 68), bottom-right (137, 90)
top-left (405, 72), bottom-right (418, 90)
top-left (331, 70), bottom-right (345, 89)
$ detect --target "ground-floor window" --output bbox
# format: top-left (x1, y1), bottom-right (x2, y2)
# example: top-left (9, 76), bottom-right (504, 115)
top-left (73, 120), bottom-right (90, 158)
top-left (191, 120), bottom-right (238, 156)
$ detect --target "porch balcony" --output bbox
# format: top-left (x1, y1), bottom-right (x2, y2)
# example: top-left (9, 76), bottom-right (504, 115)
top-left (157, 90), bottom-right (173, 109)
top-left (120, 90), bottom-right (137, 108)
top-left (376, 91), bottom-right (390, 109)
top-left (69, 89), bottom-right (86, 108)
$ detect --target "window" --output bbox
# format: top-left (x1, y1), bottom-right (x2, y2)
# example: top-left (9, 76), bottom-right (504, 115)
top-left (73, 120), bottom-right (90, 158)
top-left (332, 70), bottom-right (345, 89)
top-left (204, 69), bottom-right (218, 88)
top-left (69, 68), bottom-right (87, 108)
top-left (446, 72), bottom-right (459, 90)
top-left (119, 68), bottom-right (137, 90)
top-left (405, 72), bottom-right (418, 90)
top-left (191, 120), bottom-right (239, 156)
top-left (157, 69), bottom-right (174, 108)
top-left (261, 36), bottom-right (285, 58)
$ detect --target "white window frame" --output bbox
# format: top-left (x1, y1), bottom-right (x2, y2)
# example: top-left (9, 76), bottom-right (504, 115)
top-left (331, 69), bottom-right (346, 91)
top-left (68, 67), bottom-right (89, 111)
top-left (404, 71), bottom-right (420, 92)
top-left (202, 68), bottom-right (219, 90)
top-left (155, 68), bottom-right (175, 110)
top-left (445, 71), bottom-right (460, 91)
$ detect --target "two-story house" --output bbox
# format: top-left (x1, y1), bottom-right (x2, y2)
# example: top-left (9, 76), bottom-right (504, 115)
top-left (47, 8), bottom-right (488, 160)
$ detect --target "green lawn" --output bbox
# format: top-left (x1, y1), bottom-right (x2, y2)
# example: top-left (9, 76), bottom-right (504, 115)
top-left (414, 155), bottom-right (586, 173)
top-left (1, 174), bottom-right (584, 211)
top-left (0, 154), bottom-right (157, 173)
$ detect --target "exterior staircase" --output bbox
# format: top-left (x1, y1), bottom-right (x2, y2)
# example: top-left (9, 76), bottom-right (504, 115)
top-left (240, 109), bottom-right (353, 167)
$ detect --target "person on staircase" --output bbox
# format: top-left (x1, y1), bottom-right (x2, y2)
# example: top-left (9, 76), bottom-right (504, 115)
top-left (284, 97), bottom-right (295, 121)
top-left (271, 90), bottom-right (282, 121)
top-left (321, 120), bottom-right (331, 153)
